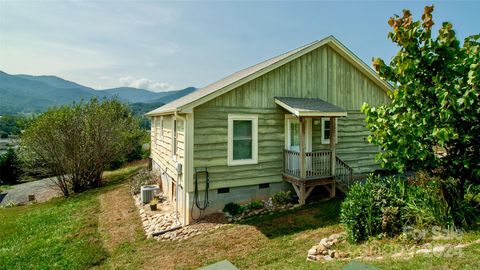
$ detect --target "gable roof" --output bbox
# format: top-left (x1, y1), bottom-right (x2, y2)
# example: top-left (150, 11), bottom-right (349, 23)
top-left (146, 35), bottom-right (393, 116)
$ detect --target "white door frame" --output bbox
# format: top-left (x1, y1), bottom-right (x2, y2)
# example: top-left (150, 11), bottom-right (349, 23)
top-left (284, 114), bottom-right (312, 152)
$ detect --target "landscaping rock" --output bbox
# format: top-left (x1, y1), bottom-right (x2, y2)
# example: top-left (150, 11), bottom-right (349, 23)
top-left (323, 255), bottom-right (333, 261)
top-left (307, 232), bottom-right (350, 262)
top-left (454, 243), bottom-right (470, 249)
top-left (308, 247), bottom-right (317, 256)
top-left (133, 192), bottom-right (224, 242)
top-left (307, 255), bottom-right (316, 261)
top-left (316, 244), bottom-right (327, 253)
top-left (416, 249), bottom-right (431, 255)
top-left (319, 238), bottom-right (329, 247)
top-left (432, 245), bottom-right (450, 253)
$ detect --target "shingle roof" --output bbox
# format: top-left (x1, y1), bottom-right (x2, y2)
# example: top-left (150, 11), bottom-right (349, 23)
top-left (274, 97), bottom-right (347, 117)
top-left (146, 36), bottom-right (392, 116)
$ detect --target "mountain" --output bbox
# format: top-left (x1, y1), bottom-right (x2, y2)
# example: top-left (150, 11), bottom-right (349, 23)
top-left (129, 100), bottom-right (166, 116)
top-left (102, 86), bottom-right (196, 104)
top-left (0, 71), bottom-right (196, 114)
top-left (102, 87), bottom-right (163, 103)
top-left (150, 87), bottom-right (197, 104)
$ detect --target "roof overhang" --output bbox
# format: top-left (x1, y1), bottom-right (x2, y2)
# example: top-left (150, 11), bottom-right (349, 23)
top-left (145, 110), bottom-right (177, 117)
top-left (275, 97), bottom-right (347, 117)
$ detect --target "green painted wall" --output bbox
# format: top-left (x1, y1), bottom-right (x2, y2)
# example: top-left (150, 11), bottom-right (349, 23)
top-left (193, 44), bottom-right (389, 190)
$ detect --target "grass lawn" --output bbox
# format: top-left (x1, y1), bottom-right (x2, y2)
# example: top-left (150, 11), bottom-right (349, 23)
top-left (1, 162), bottom-right (479, 270)
top-left (0, 184), bottom-right (12, 192)
top-left (0, 163), bottom-right (145, 270)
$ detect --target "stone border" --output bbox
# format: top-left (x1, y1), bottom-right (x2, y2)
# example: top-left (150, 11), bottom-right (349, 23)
top-left (307, 233), bottom-right (349, 261)
top-left (133, 192), bottom-right (226, 241)
top-left (307, 232), bottom-right (480, 262)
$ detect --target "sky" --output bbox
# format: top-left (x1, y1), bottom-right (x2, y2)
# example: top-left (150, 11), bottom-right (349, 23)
top-left (0, 0), bottom-right (479, 92)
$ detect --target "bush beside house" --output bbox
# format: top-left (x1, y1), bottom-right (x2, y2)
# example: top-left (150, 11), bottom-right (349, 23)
top-left (341, 174), bottom-right (479, 243)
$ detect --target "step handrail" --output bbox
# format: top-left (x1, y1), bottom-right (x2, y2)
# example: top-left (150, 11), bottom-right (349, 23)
top-left (335, 156), bottom-right (353, 187)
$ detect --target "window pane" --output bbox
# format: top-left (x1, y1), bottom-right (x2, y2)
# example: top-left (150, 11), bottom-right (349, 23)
top-left (233, 139), bottom-right (252, 160)
top-left (233, 120), bottom-right (252, 139)
top-left (290, 122), bottom-right (299, 146)
top-left (324, 120), bottom-right (330, 140)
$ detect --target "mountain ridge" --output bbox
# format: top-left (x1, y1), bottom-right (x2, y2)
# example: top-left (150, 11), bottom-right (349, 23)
top-left (0, 71), bottom-right (196, 114)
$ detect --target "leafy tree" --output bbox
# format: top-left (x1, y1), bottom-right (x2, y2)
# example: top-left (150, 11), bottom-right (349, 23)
top-left (0, 115), bottom-right (32, 137)
top-left (22, 99), bottom-right (143, 196)
top-left (362, 6), bottom-right (479, 226)
top-left (0, 147), bottom-right (21, 184)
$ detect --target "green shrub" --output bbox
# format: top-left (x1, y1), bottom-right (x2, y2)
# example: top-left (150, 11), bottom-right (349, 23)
top-left (340, 174), bottom-right (476, 243)
top-left (247, 200), bottom-right (263, 210)
top-left (340, 176), bottom-right (409, 243)
top-left (402, 180), bottom-right (452, 228)
top-left (223, 202), bottom-right (244, 216)
top-left (272, 190), bottom-right (292, 205)
top-left (0, 147), bottom-right (21, 184)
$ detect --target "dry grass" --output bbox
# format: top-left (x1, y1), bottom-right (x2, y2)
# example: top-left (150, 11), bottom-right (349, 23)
top-left (98, 199), bottom-right (346, 270)
top-left (98, 183), bottom-right (143, 253)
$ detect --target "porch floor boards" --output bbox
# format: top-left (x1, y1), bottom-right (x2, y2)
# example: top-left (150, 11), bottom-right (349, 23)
top-left (282, 173), bottom-right (334, 186)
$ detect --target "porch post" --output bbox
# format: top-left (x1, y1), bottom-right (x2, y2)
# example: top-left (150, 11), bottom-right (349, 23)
top-left (299, 117), bottom-right (306, 180)
top-left (330, 117), bottom-right (336, 197)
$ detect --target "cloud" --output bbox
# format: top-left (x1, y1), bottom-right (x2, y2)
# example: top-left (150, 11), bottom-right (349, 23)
top-left (118, 76), bottom-right (173, 92)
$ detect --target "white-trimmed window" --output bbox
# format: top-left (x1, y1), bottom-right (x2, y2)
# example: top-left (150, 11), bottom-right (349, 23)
top-left (321, 118), bottom-right (338, 144)
top-left (228, 114), bottom-right (258, 166)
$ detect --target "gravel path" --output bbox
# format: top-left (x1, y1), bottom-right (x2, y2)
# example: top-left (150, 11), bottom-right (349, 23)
top-left (0, 177), bottom-right (62, 206)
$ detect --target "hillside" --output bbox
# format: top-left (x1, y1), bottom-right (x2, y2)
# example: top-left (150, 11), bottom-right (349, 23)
top-left (0, 71), bottom-right (196, 114)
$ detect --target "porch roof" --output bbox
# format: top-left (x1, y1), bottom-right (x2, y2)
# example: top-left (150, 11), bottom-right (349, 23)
top-left (274, 97), bottom-right (347, 117)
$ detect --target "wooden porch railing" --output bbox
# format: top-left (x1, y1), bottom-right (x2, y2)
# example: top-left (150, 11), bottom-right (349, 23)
top-left (283, 149), bottom-right (354, 185)
top-left (283, 149), bottom-right (301, 177)
top-left (335, 156), bottom-right (353, 186)
top-left (306, 150), bottom-right (332, 179)
top-left (283, 149), bottom-right (332, 179)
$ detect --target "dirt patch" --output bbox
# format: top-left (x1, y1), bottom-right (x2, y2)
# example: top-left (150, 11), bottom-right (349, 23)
top-left (141, 224), bottom-right (269, 269)
top-left (98, 183), bottom-right (143, 253)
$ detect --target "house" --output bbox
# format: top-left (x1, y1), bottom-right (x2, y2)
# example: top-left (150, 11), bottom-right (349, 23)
top-left (146, 36), bottom-right (392, 225)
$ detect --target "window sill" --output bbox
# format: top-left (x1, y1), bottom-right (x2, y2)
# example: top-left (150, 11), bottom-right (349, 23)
top-left (228, 159), bottom-right (258, 166)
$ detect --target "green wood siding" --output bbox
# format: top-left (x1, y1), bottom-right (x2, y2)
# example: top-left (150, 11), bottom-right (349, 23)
top-left (193, 44), bottom-right (389, 190)
top-left (151, 115), bottom-right (186, 184)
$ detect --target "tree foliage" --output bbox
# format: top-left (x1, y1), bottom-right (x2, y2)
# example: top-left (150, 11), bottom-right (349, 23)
top-left (362, 6), bottom-right (479, 226)
top-left (22, 99), bottom-right (143, 196)
top-left (0, 147), bottom-right (21, 184)
top-left (0, 115), bottom-right (32, 138)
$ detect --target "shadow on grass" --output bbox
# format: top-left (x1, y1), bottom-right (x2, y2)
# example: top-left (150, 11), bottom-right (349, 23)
top-left (239, 198), bottom-right (342, 239)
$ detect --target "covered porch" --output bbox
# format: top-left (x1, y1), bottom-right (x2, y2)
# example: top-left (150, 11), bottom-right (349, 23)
top-left (275, 97), bottom-right (353, 205)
